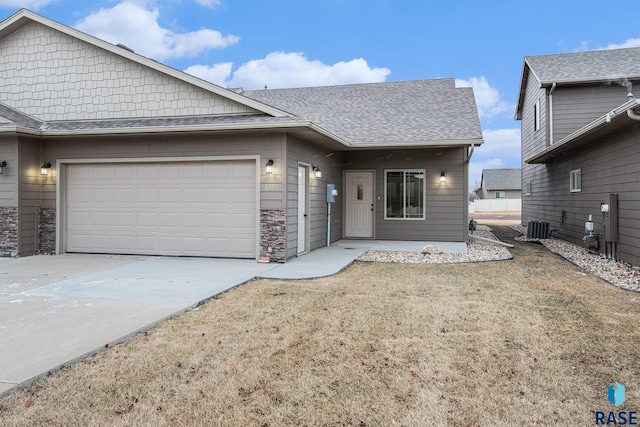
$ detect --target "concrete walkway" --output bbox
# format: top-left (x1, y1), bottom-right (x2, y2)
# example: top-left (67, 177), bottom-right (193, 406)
top-left (0, 239), bottom-right (465, 397)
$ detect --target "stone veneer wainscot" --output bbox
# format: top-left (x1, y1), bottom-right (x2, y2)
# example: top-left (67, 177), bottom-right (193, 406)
top-left (260, 209), bottom-right (286, 262)
top-left (0, 207), bottom-right (19, 256)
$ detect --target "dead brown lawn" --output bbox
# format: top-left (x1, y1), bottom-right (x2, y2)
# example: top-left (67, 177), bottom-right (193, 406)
top-left (1, 227), bottom-right (639, 426)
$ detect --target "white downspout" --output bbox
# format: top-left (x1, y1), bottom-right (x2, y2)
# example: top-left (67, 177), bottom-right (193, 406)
top-left (548, 83), bottom-right (557, 145)
top-left (627, 108), bottom-right (640, 121)
top-left (466, 144), bottom-right (475, 163)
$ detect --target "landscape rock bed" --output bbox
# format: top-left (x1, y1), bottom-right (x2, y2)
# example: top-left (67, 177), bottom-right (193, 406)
top-left (357, 230), bottom-right (513, 264)
top-left (511, 224), bottom-right (640, 292)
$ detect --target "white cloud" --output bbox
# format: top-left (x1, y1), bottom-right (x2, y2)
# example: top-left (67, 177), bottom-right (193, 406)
top-left (456, 76), bottom-right (514, 120)
top-left (477, 128), bottom-right (521, 158)
top-left (194, 0), bottom-right (222, 7)
top-left (468, 129), bottom-right (522, 190)
top-left (605, 38), bottom-right (640, 49)
top-left (74, 1), bottom-right (239, 60)
top-left (184, 63), bottom-right (233, 86)
top-left (218, 51), bottom-right (390, 90)
top-left (0, 0), bottom-right (53, 8)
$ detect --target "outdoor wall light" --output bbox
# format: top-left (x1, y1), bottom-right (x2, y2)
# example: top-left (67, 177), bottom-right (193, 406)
top-left (265, 159), bottom-right (274, 174)
top-left (440, 172), bottom-right (446, 183)
top-left (0, 161), bottom-right (6, 174)
top-left (41, 162), bottom-right (51, 176)
top-left (313, 165), bottom-right (322, 178)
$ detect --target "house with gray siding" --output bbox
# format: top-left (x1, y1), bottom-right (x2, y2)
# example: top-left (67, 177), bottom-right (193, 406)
top-left (516, 47), bottom-right (640, 266)
top-left (0, 9), bottom-right (482, 262)
top-left (475, 168), bottom-right (521, 200)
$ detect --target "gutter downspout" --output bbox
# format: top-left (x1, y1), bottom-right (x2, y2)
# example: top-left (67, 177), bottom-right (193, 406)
top-left (548, 83), bottom-right (557, 145)
top-left (628, 108), bottom-right (640, 121)
top-left (466, 144), bottom-right (475, 163)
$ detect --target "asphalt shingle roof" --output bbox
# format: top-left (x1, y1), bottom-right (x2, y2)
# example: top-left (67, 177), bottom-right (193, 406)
top-left (525, 47), bottom-right (640, 84)
top-left (481, 168), bottom-right (521, 191)
top-left (244, 78), bottom-right (482, 145)
top-left (0, 102), bottom-right (42, 129)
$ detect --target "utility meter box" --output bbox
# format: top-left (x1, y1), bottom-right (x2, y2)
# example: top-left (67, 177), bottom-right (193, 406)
top-left (327, 184), bottom-right (338, 203)
top-left (603, 193), bottom-right (618, 242)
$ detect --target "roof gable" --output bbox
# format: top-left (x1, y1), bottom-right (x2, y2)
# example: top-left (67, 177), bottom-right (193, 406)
top-left (516, 47), bottom-right (640, 117)
top-left (244, 79), bottom-right (483, 146)
top-left (0, 9), bottom-right (289, 121)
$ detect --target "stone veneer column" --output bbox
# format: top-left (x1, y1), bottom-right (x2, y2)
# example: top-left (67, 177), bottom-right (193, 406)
top-left (0, 207), bottom-right (19, 257)
top-left (38, 207), bottom-right (56, 254)
top-left (260, 209), bottom-right (286, 263)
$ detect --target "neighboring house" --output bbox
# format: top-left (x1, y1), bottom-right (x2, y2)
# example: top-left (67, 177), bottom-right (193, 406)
top-left (0, 9), bottom-right (482, 262)
top-left (475, 168), bottom-right (521, 200)
top-left (516, 47), bottom-right (640, 266)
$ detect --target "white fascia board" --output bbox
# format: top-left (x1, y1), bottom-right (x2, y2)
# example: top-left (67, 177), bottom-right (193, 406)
top-left (39, 119), bottom-right (352, 147)
top-left (350, 138), bottom-right (484, 148)
top-left (539, 74), bottom-right (640, 87)
top-left (0, 125), bottom-right (40, 136)
top-left (0, 10), bottom-right (291, 119)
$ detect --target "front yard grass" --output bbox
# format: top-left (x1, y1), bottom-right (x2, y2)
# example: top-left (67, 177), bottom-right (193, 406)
top-left (1, 226), bottom-right (639, 426)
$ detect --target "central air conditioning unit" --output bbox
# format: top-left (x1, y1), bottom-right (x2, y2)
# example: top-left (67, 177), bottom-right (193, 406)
top-left (527, 221), bottom-right (550, 239)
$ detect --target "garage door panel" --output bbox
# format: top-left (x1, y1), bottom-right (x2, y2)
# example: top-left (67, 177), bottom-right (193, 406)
top-left (66, 161), bottom-right (256, 258)
top-left (136, 212), bottom-right (158, 226)
top-left (92, 212), bottom-right (112, 226)
top-left (69, 188), bottom-right (91, 203)
top-left (183, 188), bottom-right (206, 203)
top-left (68, 210), bottom-right (91, 226)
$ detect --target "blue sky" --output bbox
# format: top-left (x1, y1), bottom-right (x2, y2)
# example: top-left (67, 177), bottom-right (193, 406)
top-left (1, 0), bottom-right (639, 188)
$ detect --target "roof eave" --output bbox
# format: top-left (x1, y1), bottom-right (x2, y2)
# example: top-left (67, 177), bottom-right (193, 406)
top-left (538, 75), bottom-right (640, 87)
top-left (349, 138), bottom-right (484, 149)
top-left (0, 125), bottom-right (41, 136)
top-left (28, 119), bottom-right (351, 147)
top-left (515, 59), bottom-right (540, 120)
top-left (0, 9), bottom-right (291, 119)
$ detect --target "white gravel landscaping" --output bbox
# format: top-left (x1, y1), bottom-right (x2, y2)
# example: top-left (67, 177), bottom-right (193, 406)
top-left (357, 230), bottom-right (513, 264)
top-left (510, 224), bottom-right (640, 292)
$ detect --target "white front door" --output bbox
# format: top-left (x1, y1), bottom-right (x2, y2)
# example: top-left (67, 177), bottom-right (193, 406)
top-left (345, 171), bottom-right (374, 238)
top-left (297, 165), bottom-right (309, 254)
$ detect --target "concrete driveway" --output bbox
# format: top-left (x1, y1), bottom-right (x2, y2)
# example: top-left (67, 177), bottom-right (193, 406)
top-left (0, 254), bottom-right (277, 397)
top-left (0, 239), bottom-right (463, 397)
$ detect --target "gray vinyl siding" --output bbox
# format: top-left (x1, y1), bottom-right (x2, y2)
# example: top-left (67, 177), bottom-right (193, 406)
top-left (41, 133), bottom-right (286, 210)
top-left (552, 84), bottom-right (637, 142)
top-left (17, 137), bottom-right (40, 255)
top-left (522, 125), bottom-right (640, 266)
top-left (343, 147), bottom-right (467, 242)
top-left (285, 136), bottom-right (344, 259)
top-left (522, 73), bottom-right (549, 229)
top-left (0, 136), bottom-right (18, 207)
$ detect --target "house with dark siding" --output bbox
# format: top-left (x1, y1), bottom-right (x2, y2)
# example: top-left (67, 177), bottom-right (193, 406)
top-left (0, 9), bottom-right (482, 261)
top-left (516, 47), bottom-right (640, 266)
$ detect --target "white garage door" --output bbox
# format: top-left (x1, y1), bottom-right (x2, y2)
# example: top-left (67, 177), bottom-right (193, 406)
top-left (65, 160), bottom-right (257, 258)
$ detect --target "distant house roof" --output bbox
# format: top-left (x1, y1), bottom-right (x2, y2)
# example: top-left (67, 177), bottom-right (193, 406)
top-left (516, 47), bottom-right (640, 119)
top-left (481, 169), bottom-right (521, 191)
top-left (244, 79), bottom-right (483, 147)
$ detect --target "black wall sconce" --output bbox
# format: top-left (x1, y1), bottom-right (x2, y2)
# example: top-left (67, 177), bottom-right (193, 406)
top-left (0, 161), bottom-right (6, 174)
top-left (265, 159), bottom-right (274, 174)
top-left (41, 162), bottom-right (52, 176)
top-left (313, 165), bottom-right (322, 178)
top-left (440, 172), bottom-right (446, 183)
